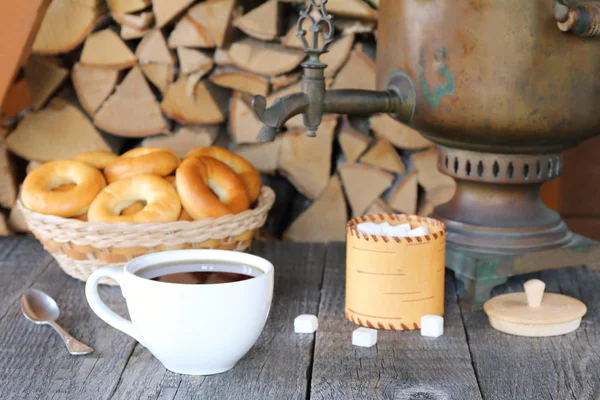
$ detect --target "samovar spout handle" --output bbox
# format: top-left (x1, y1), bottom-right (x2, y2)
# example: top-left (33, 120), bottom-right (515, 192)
top-left (556, 1), bottom-right (600, 36)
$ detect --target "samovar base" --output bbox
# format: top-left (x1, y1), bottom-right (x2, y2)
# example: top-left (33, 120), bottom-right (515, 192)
top-left (433, 146), bottom-right (600, 310)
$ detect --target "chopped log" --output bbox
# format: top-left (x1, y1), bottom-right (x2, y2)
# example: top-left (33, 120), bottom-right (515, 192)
top-left (417, 198), bottom-right (434, 218)
top-left (0, 214), bottom-right (11, 236)
top-left (311, 0), bottom-right (377, 21)
top-left (136, 29), bottom-right (174, 64)
top-left (338, 116), bottom-right (371, 163)
top-left (6, 98), bottom-right (110, 161)
top-left (94, 66), bottom-right (168, 137)
top-left (210, 68), bottom-right (269, 97)
top-left (0, 0), bottom-right (51, 112)
top-left (161, 79), bottom-right (227, 124)
top-left (233, 0), bottom-right (282, 41)
top-left (229, 92), bottom-right (262, 144)
top-left (141, 125), bottom-right (219, 157)
top-left (112, 11), bottom-right (154, 28)
top-left (72, 62), bottom-right (119, 116)
top-left (9, 201), bottom-right (29, 233)
top-left (258, 174), bottom-right (296, 240)
top-left (168, 16), bottom-right (214, 48)
top-left (334, 18), bottom-right (376, 35)
top-left (425, 184), bottom-right (456, 207)
top-left (80, 29), bottom-right (137, 69)
top-left (387, 172), bottom-right (418, 215)
top-left (338, 163), bottom-right (394, 217)
top-left (177, 47), bottom-right (214, 75)
top-left (24, 56), bottom-right (68, 111)
top-left (233, 138), bottom-right (282, 175)
top-left (411, 149), bottom-right (456, 192)
top-left (120, 24), bottom-right (149, 40)
top-left (184, 71), bottom-right (206, 98)
top-left (140, 63), bottom-right (173, 94)
top-left (153, 0), bottom-right (195, 28)
top-left (108, 0), bottom-right (150, 14)
top-left (284, 175), bottom-right (347, 243)
top-left (416, 185), bottom-right (456, 217)
top-left (188, 0), bottom-right (237, 48)
top-left (322, 34), bottom-right (355, 78)
top-left (370, 114), bottom-right (433, 150)
top-left (359, 139), bottom-right (406, 174)
top-left (228, 38), bottom-right (305, 77)
top-left (364, 198), bottom-right (394, 216)
top-left (278, 118), bottom-right (337, 200)
top-left (26, 160), bottom-right (43, 174)
top-left (0, 78), bottom-right (32, 121)
top-left (282, 26), bottom-right (306, 49)
top-left (271, 72), bottom-right (300, 90)
top-left (212, 124), bottom-right (233, 149)
top-left (214, 47), bottom-right (234, 66)
top-left (331, 44), bottom-right (375, 91)
top-left (0, 138), bottom-right (17, 209)
top-left (32, 0), bottom-right (102, 55)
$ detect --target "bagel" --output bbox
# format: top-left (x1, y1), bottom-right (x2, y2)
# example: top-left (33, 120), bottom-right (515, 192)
top-left (74, 213), bottom-right (88, 222)
top-left (73, 150), bottom-right (118, 170)
top-left (104, 147), bottom-right (180, 183)
top-left (185, 147), bottom-right (261, 203)
top-left (179, 208), bottom-right (193, 221)
top-left (21, 160), bottom-right (106, 217)
top-left (176, 156), bottom-right (250, 220)
top-left (120, 201), bottom-right (145, 216)
top-left (88, 174), bottom-right (181, 223)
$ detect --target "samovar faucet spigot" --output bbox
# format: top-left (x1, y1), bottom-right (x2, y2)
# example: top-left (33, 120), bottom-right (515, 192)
top-left (251, 0), bottom-right (416, 142)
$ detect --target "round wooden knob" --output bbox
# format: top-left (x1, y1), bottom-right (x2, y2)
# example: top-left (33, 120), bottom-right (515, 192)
top-left (483, 279), bottom-right (587, 337)
top-left (524, 279), bottom-right (545, 308)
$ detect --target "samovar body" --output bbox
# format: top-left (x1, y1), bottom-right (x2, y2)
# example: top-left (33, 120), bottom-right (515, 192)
top-left (377, 0), bottom-right (600, 154)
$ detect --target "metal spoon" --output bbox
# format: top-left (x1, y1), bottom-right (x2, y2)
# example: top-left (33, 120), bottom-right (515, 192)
top-left (21, 289), bottom-right (94, 355)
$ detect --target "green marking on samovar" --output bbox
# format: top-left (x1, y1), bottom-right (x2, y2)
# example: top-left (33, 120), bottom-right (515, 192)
top-left (418, 46), bottom-right (456, 108)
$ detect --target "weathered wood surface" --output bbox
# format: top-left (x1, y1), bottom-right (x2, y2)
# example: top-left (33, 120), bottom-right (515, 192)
top-left (110, 241), bottom-right (326, 400)
top-left (0, 237), bottom-right (136, 400)
top-left (1, 237), bottom-right (600, 399)
top-left (462, 267), bottom-right (600, 400)
top-left (310, 242), bottom-right (483, 400)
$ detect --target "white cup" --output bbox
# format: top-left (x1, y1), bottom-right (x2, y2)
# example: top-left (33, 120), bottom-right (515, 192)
top-left (85, 250), bottom-right (274, 376)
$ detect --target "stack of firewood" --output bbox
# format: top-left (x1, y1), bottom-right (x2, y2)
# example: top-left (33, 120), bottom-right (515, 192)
top-left (0, 0), bottom-right (455, 241)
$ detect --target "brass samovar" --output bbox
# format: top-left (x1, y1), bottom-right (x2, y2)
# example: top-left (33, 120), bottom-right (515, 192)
top-left (253, 0), bottom-right (600, 309)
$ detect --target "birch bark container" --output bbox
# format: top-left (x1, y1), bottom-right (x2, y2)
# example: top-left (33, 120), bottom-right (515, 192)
top-left (345, 214), bottom-right (446, 330)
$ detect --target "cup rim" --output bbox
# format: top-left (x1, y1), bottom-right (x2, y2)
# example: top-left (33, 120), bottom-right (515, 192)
top-left (123, 249), bottom-right (274, 287)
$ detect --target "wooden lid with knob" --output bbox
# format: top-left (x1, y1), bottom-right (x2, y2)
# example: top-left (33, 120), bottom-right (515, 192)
top-left (483, 279), bottom-right (587, 337)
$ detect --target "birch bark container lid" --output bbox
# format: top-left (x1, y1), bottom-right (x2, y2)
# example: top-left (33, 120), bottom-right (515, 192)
top-left (483, 279), bottom-right (587, 337)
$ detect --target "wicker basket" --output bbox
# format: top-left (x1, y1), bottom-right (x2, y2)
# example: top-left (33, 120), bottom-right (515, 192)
top-left (19, 186), bottom-right (276, 285)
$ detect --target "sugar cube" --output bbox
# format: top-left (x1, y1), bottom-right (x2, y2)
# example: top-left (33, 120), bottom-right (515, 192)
top-left (356, 222), bottom-right (382, 235)
top-left (408, 226), bottom-right (429, 237)
top-left (294, 314), bottom-right (318, 333)
top-left (421, 315), bottom-right (444, 338)
top-left (352, 327), bottom-right (378, 347)
top-left (380, 222), bottom-right (411, 237)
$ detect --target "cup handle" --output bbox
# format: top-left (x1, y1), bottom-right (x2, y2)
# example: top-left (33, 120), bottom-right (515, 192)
top-left (85, 267), bottom-right (140, 343)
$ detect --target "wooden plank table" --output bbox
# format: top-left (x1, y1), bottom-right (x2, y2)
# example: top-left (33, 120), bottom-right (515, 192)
top-left (0, 236), bottom-right (599, 399)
